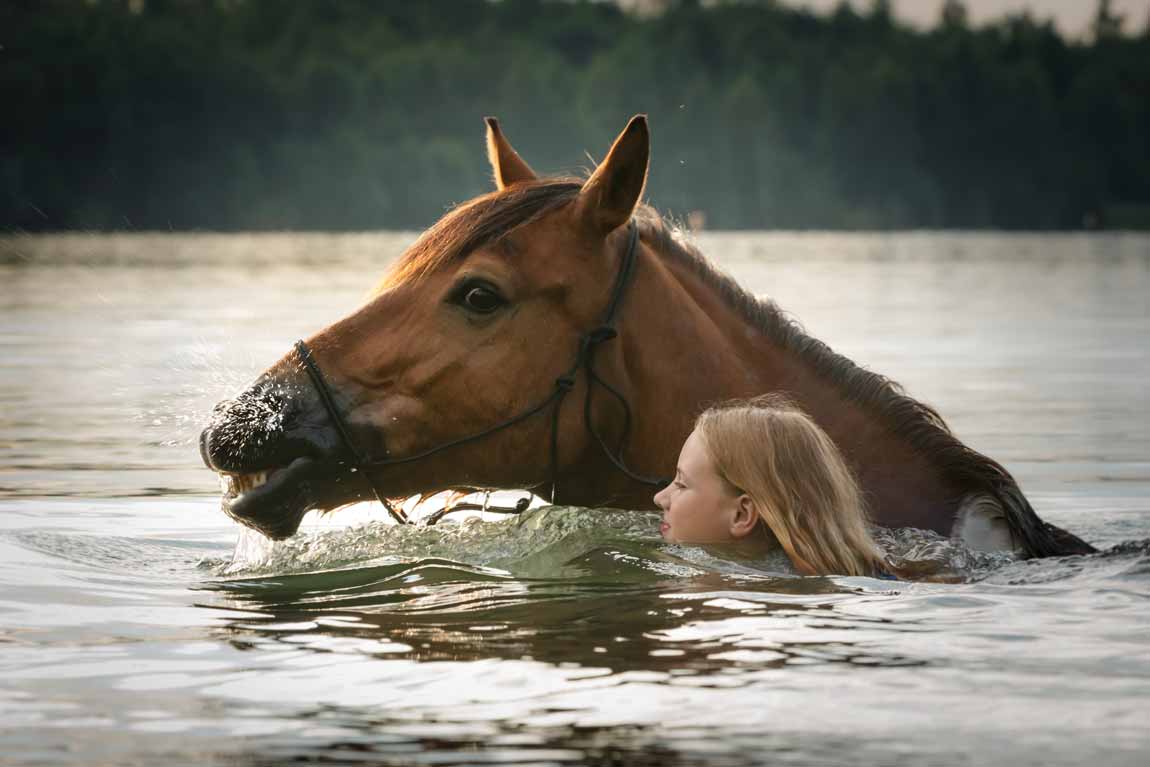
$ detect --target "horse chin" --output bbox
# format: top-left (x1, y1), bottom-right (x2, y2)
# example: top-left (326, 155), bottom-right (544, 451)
top-left (217, 456), bottom-right (356, 540)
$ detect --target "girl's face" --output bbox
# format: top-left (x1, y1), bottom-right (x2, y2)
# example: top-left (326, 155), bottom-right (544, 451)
top-left (653, 428), bottom-right (741, 544)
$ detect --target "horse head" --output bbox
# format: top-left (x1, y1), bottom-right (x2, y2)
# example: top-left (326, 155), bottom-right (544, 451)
top-left (200, 116), bottom-right (665, 538)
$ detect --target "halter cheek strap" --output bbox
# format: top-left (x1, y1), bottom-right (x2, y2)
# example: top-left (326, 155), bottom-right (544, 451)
top-left (294, 221), bottom-right (667, 526)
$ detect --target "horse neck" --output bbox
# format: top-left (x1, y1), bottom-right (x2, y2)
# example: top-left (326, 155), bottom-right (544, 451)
top-left (613, 234), bottom-right (958, 532)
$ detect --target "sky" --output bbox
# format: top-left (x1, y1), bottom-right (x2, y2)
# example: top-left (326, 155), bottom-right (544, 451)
top-left (783, 0), bottom-right (1149, 37)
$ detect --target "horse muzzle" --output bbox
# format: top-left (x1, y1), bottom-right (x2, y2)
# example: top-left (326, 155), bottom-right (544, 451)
top-left (199, 375), bottom-right (366, 538)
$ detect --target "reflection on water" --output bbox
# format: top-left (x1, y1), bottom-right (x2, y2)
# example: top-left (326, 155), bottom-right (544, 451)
top-left (2, 231), bottom-right (1149, 766)
top-left (203, 507), bottom-right (917, 678)
top-left (188, 529), bottom-right (1150, 766)
top-left (205, 502), bottom-right (1028, 676)
top-left (206, 547), bottom-right (898, 675)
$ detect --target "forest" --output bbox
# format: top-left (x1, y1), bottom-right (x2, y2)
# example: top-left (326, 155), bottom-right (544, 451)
top-left (4, 0), bottom-right (1149, 231)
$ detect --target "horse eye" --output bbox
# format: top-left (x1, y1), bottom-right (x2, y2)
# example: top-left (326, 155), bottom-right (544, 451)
top-left (457, 283), bottom-right (504, 314)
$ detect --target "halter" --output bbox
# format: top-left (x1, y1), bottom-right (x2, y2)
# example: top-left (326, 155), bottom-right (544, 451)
top-left (293, 222), bottom-right (667, 526)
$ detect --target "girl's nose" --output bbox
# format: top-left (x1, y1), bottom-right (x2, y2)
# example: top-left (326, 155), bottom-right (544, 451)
top-left (653, 485), bottom-right (668, 509)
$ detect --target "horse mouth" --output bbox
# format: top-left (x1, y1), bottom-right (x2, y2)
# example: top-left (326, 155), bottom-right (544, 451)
top-left (220, 469), bottom-right (278, 499)
top-left (218, 456), bottom-right (331, 539)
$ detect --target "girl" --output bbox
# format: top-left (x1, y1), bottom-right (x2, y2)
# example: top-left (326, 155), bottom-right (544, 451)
top-left (654, 395), bottom-right (894, 577)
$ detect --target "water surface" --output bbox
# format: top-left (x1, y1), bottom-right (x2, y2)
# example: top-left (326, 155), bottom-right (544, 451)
top-left (1, 231), bottom-right (1149, 766)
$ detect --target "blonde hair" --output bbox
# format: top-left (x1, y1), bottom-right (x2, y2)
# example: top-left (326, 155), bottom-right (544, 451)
top-left (695, 395), bottom-right (889, 577)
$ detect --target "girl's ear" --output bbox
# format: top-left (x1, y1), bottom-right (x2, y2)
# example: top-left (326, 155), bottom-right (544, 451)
top-left (729, 495), bottom-right (760, 539)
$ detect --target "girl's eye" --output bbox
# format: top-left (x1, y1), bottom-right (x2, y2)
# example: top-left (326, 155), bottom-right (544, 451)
top-left (453, 282), bottom-right (505, 314)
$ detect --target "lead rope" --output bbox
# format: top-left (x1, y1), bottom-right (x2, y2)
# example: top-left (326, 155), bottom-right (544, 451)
top-left (295, 222), bottom-right (668, 526)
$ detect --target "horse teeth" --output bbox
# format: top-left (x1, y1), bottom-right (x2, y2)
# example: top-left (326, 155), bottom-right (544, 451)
top-left (219, 470), bottom-right (273, 498)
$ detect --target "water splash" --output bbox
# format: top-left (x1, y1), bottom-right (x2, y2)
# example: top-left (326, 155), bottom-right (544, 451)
top-left (872, 526), bottom-right (1018, 581)
top-left (220, 505), bottom-right (1037, 585)
top-left (136, 338), bottom-right (263, 450)
top-left (221, 506), bottom-right (664, 578)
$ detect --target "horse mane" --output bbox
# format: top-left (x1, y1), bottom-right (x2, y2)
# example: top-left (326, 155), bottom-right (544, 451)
top-left (382, 178), bottom-right (1089, 557)
top-left (632, 209), bottom-right (1089, 557)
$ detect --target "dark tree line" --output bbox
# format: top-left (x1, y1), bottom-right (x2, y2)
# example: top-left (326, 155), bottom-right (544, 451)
top-left (3, 0), bottom-right (1149, 232)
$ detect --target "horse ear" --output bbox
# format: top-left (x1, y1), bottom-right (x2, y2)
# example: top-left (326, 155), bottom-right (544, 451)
top-left (575, 114), bottom-right (649, 235)
top-left (485, 117), bottom-right (537, 190)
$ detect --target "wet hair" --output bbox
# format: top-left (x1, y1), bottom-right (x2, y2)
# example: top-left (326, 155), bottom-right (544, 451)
top-left (695, 394), bottom-right (890, 577)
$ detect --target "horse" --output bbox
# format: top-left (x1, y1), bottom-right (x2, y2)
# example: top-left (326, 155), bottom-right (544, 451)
top-left (199, 115), bottom-right (1094, 558)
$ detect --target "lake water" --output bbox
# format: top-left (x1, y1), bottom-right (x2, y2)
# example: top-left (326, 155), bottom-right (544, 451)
top-left (1, 231), bottom-right (1149, 766)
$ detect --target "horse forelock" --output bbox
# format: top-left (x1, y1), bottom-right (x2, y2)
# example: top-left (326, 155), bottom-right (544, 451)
top-left (378, 180), bottom-right (583, 291)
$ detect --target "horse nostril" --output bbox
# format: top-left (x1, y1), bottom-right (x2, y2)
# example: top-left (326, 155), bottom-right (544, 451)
top-left (199, 427), bottom-right (217, 471)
